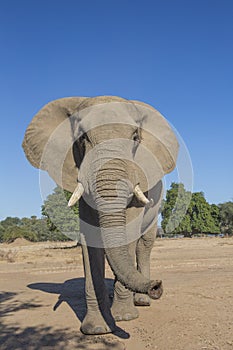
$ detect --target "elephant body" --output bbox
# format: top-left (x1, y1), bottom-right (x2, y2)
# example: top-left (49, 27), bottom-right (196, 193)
top-left (22, 96), bottom-right (178, 334)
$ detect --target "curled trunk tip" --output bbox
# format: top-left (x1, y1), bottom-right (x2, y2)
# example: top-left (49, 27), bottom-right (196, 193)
top-left (148, 280), bottom-right (163, 300)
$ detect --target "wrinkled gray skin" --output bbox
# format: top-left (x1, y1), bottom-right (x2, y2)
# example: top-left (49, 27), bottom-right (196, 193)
top-left (22, 96), bottom-right (178, 335)
top-left (75, 121), bottom-right (163, 334)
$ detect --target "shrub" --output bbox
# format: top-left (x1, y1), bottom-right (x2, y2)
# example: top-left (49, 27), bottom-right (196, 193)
top-left (2, 226), bottom-right (37, 243)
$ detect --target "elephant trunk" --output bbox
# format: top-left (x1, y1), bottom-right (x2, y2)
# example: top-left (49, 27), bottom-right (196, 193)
top-left (94, 162), bottom-right (163, 299)
top-left (105, 245), bottom-right (163, 299)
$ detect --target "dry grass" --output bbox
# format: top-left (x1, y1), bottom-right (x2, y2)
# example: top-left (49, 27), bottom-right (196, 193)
top-left (0, 249), bottom-right (17, 263)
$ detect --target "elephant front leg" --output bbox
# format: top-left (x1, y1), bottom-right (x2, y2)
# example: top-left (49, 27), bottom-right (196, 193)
top-left (81, 244), bottom-right (116, 334)
top-left (134, 224), bottom-right (156, 306)
top-left (111, 241), bottom-right (139, 321)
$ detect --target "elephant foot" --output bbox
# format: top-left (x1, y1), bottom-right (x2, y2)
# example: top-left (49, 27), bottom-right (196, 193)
top-left (134, 293), bottom-right (151, 306)
top-left (111, 297), bottom-right (139, 322)
top-left (81, 312), bottom-right (115, 335)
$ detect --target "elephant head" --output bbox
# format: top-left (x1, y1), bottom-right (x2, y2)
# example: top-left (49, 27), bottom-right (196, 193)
top-left (22, 95), bottom-right (178, 298)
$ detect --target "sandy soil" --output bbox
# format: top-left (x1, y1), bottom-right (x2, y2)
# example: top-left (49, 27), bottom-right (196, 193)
top-left (0, 237), bottom-right (232, 350)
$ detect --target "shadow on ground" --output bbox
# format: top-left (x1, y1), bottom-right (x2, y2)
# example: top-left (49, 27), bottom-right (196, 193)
top-left (28, 278), bottom-right (129, 339)
top-left (0, 324), bottom-right (125, 350)
top-left (28, 278), bottom-right (114, 322)
top-left (0, 290), bottom-right (126, 349)
top-left (0, 291), bottom-right (42, 316)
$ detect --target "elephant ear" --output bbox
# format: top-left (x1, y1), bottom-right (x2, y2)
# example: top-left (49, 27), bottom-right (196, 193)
top-left (131, 100), bottom-right (179, 191)
top-left (22, 97), bottom-right (87, 192)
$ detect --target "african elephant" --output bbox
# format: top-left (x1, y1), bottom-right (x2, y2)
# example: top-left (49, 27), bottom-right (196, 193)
top-left (22, 96), bottom-right (178, 335)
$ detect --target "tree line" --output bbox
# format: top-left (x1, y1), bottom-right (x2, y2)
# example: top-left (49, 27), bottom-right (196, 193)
top-left (0, 187), bottom-right (79, 243)
top-left (0, 183), bottom-right (232, 243)
top-left (161, 183), bottom-right (233, 237)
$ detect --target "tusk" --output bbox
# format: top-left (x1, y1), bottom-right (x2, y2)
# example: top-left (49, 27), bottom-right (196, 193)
top-left (133, 185), bottom-right (154, 208)
top-left (68, 182), bottom-right (84, 207)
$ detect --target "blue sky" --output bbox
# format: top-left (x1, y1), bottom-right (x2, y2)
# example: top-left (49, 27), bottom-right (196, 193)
top-left (0, 0), bottom-right (232, 220)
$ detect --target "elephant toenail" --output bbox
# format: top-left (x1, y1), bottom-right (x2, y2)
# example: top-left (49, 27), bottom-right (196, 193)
top-left (125, 314), bottom-right (131, 320)
top-left (95, 327), bottom-right (104, 334)
top-left (115, 315), bottom-right (122, 321)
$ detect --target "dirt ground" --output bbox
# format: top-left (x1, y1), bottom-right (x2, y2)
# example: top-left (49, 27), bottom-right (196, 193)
top-left (0, 237), bottom-right (232, 350)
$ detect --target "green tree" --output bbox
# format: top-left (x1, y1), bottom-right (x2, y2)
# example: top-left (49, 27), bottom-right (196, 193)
top-left (19, 216), bottom-right (52, 241)
top-left (189, 192), bottom-right (220, 234)
top-left (161, 183), bottom-right (192, 236)
top-left (1, 217), bottom-right (21, 229)
top-left (0, 215), bottom-right (59, 243)
top-left (2, 226), bottom-right (37, 243)
top-left (210, 204), bottom-right (221, 229)
top-left (42, 186), bottom-right (80, 241)
top-left (161, 183), bottom-right (220, 236)
top-left (30, 218), bottom-right (51, 241)
top-left (0, 224), bottom-right (5, 242)
top-left (219, 201), bottom-right (233, 235)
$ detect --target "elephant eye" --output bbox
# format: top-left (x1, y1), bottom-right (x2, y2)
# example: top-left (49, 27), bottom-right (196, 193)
top-left (132, 130), bottom-right (141, 143)
top-left (79, 133), bottom-right (90, 143)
